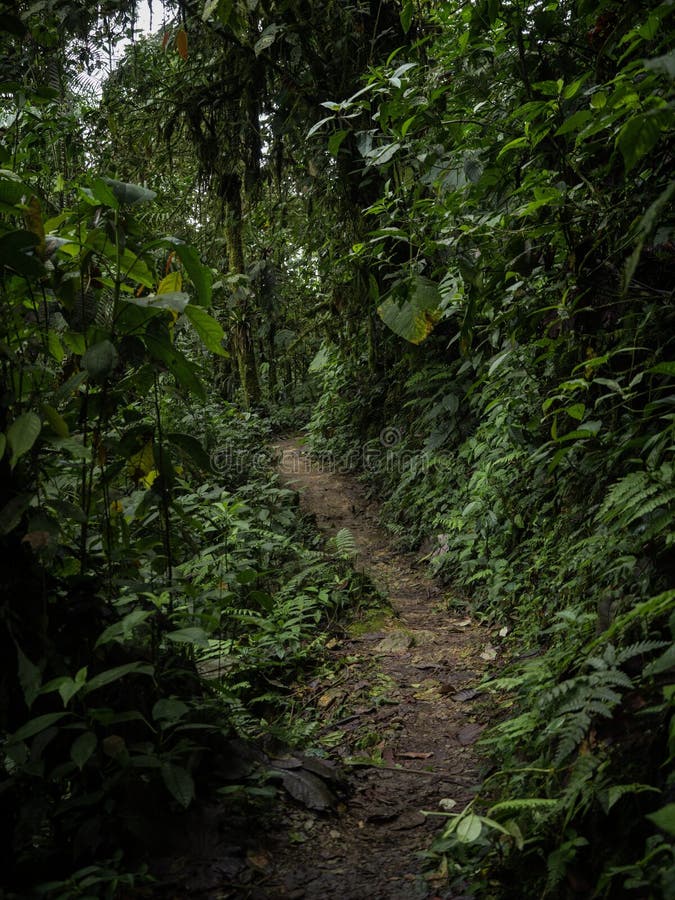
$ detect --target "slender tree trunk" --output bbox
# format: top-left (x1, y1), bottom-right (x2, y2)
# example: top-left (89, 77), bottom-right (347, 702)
top-left (222, 175), bottom-right (261, 409)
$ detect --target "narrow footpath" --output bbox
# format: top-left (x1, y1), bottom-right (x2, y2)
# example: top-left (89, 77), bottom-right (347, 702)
top-left (245, 438), bottom-right (492, 900)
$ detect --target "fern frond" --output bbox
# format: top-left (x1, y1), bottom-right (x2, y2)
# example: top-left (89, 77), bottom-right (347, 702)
top-left (615, 640), bottom-right (670, 665)
top-left (330, 527), bottom-right (357, 557)
top-left (625, 486), bottom-right (675, 526)
top-left (554, 714), bottom-right (591, 765)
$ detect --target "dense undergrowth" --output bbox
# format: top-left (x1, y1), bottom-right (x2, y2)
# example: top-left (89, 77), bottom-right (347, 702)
top-left (0, 113), bottom-right (365, 897)
top-left (1, 0), bottom-right (674, 897)
top-left (304, 0), bottom-right (675, 896)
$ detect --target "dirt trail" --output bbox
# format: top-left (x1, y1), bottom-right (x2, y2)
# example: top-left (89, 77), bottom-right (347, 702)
top-left (248, 438), bottom-right (490, 900)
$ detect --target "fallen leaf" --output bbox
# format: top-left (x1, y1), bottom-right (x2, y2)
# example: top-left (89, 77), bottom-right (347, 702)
top-left (318, 688), bottom-right (344, 708)
top-left (498, 626), bottom-right (509, 637)
top-left (269, 756), bottom-right (302, 770)
top-left (392, 810), bottom-right (426, 830)
top-left (455, 618), bottom-right (472, 627)
top-left (246, 849), bottom-right (271, 870)
top-left (397, 751), bottom-right (434, 759)
top-left (366, 807), bottom-right (398, 823)
top-left (438, 798), bottom-right (457, 811)
top-left (451, 688), bottom-right (482, 702)
top-left (275, 768), bottom-right (336, 811)
top-left (479, 643), bottom-right (497, 661)
top-left (456, 723), bottom-right (485, 746)
top-left (296, 755), bottom-right (343, 784)
top-left (413, 686), bottom-right (441, 701)
top-left (375, 632), bottom-right (413, 653)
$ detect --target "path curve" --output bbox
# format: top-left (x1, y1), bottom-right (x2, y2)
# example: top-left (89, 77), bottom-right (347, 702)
top-left (249, 439), bottom-right (489, 900)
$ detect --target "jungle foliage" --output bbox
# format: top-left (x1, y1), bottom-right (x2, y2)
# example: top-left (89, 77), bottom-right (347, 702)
top-left (305, 0), bottom-right (675, 895)
top-left (1, 0), bottom-right (674, 897)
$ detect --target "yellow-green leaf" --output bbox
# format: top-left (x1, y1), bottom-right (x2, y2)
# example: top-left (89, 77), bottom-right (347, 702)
top-left (157, 271), bottom-right (182, 294)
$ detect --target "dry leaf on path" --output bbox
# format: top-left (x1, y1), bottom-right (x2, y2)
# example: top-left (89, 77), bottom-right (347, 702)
top-left (396, 751), bottom-right (434, 759)
top-left (456, 723), bottom-right (485, 746)
top-left (451, 688), bottom-right (482, 702)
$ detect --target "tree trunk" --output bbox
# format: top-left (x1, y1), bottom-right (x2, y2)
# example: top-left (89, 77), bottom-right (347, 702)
top-left (222, 175), bottom-right (261, 410)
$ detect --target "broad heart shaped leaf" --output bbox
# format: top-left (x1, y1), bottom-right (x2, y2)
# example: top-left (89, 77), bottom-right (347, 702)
top-left (161, 762), bottom-right (195, 808)
top-left (378, 276), bottom-right (443, 344)
top-left (81, 340), bottom-right (119, 380)
top-left (184, 305), bottom-right (228, 356)
top-left (101, 177), bottom-right (156, 206)
top-left (88, 177), bottom-right (119, 209)
top-left (7, 411), bottom-right (41, 468)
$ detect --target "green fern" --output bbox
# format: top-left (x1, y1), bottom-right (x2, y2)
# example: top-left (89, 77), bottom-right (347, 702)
top-left (327, 527), bottom-right (357, 558)
top-left (599, 465), bottom-right (674, 540)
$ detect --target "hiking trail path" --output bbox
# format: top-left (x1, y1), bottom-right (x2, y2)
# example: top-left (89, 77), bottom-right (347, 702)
top-left (247, 437), bottom-right (492, 900)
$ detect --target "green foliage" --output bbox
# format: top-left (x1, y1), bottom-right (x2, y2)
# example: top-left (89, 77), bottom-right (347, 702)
top-left (2, 0), bottom-right (674, 895)
top-left (305, 0), bottom-right (675, 895)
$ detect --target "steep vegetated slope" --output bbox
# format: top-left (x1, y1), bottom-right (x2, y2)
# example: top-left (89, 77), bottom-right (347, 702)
top-left (305, 1), bottom-right (675, 896)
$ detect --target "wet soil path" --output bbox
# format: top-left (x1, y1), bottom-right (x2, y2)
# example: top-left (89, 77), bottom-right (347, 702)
top-left (248, 438), bottom-right (491, 900)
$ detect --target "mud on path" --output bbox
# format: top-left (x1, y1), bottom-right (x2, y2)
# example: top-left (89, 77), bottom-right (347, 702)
top-left (244, 438), bottom-right (492, 900)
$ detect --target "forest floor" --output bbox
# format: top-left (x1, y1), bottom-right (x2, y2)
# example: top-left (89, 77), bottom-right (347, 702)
top-left (237, 437), bottom-right (492, 900)
top-left (152, 437), bottom-right (494, 900)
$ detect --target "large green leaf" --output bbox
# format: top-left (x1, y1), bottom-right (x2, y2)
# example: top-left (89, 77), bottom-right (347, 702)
top-left (0, 170), bottom-right (29, 205)
top-left (82, 340), bottom-right (119, 380)
top-left (71, 732), bottom-right (97, 770)
top-left (378, 277), bottom-right (443, 344)
top-left (166, 626), bottom-right (210, 648)
top-left (144, 335), bottom-right (206, 399)
top-left (10, 712), bottom-right (68, 744)
top-left (456, 813), bottom-right (483, 843)
top-left (101, 177), bottom-right (157, 206)
top-left (184, 305), bottom-right (228, 356)
top-left (83, 661), bottom-right (154, 694)
top-left (166, 432), bottom-right (212, 471)
top-left (400, 0), bottom-right (413, 33)
top-left (161, 762), bottom-right (195, 808)
top-left (646, 803), bottom-right (675, 837)
top-left (7, 412), bottom-right (41, 468)
top-left (174, 244), bottom-right (212, 306)
top-left (128, 292), bottom-right (190, 314)
top-left (617, 109), bottom-right (673, 172)
top-left (0, 229), bottom-right (44, 277)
